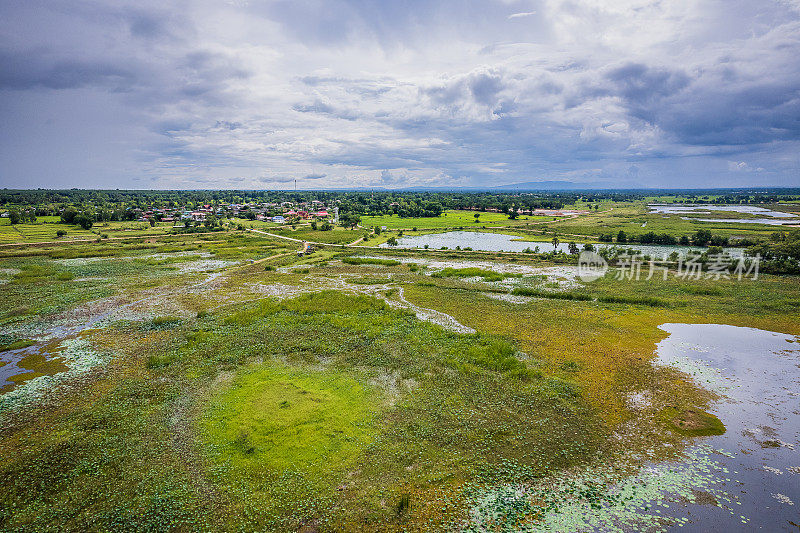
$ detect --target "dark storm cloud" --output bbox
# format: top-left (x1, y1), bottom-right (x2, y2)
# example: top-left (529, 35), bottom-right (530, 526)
top-left (1, 0), bottom-right (799, 188)
top-left (660, 79), bottom-right (800, 146)
top-left (605, 63), bottom-right (690, 104)
top-left (0, 49), bottom-right (138, 90)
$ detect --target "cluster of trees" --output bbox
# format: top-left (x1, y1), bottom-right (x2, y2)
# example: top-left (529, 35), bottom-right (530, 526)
top-left (668, 193), bottom-right (800, 204)
top-left (598, 230), bottom-right (729, 247)
top-left (309, 220), bottom-right (332, 231)
top-left (6, 209), bottom-right (36, 224)
top-left (746, 230), bottom-right (800, 274)
top-left (338, 213), bottom-right (361, 228)
top-left (331, 192), bottom-right (570, 217)
top-left (59, 207), bottom-right (94, 229)
top-left (394, 200), bottom-right (443, 218)
top-left (3, 188), bottom-right (798, 225)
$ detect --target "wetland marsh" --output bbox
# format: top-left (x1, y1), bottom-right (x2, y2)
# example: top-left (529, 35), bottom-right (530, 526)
top-left (1, 193), bottom-right (799, 532)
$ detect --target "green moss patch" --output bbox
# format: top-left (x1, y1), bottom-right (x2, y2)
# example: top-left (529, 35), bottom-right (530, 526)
top-left (341, 257), bottom-right (401, 266)
top-left (0, 336), bottom-right (35, 352)
top-left (662, 407), bottom-right (726, 437)
top-left (201, 364), bottom-right (380, 494)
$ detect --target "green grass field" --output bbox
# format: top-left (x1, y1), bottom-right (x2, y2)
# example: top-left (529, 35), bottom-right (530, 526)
top-left (267, 226), bottom-right (364, 244)
top-left (0, 219), bottom-right (181, 244)
top-left (361, 210), bottom-right (550, 230)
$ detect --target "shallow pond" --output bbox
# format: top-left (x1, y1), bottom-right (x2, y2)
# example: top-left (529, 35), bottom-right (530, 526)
top-left (470, 323), bottom-right (799, 532)
top-left (0, 342), bottom-right (69, 392)
top-left (649, 204), bottom-right (798, 218)
top-left (649, 204), bottom-right (800, 226)
top-left (382, 231), bottom-right (744, 258)
top-left (0, 270), bottom-right (227, 413)
top-left (656, 323), bottom-right (800, 531)
top-left (681, 217), bottom-right (800, 226)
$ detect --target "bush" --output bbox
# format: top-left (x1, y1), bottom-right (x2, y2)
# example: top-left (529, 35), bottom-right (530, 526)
top-left (597, 295), bottom-right (669, 307)
top-left (455, 340), bottom-right (533, 380)
top-left (341, 257), bottom-right (400, 266)
top-left (693, 229), bottom-right (712, 246)
top-left (511, 288), bottom-right (592, 301)
top-left (60, 207), bottom-right (78, 224)
top-left (74, 214), bottom-right (94, 230)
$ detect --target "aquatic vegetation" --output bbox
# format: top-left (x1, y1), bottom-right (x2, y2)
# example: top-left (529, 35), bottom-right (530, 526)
top-left (1, 228), bottom-right (799, 531)
top-left (660, 406), bottom-right (725, 437)
top-left (467, 444), bottom-right (739, 532)
top-left (345, 276), bottom-right (393, 285)
top-left (10, 265), bottom-right (74, 284)
top-left (0, 337), bottom-right (109, 417)
top-left (431, 267), bottom-right (521, 282)
top-left (140, 316), bottom-right (183, 331)
top-left (0, 336), bottom-right (35, 352)
top-left (0, 285), bottom-right (609, 530)
top-left (200, 364), bottom-right (382, 524)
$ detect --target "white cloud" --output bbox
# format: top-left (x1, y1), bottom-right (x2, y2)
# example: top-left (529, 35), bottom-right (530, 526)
top-left (728, 161), bottom-right (765, 172)
top-left (508, 11), bottom-right (536, 19)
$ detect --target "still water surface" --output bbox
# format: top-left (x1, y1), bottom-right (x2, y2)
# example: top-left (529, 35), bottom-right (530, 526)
top-left (382, 231), bottom-right (745, 258)
top-left (657, 324), bottom-right (800, 531)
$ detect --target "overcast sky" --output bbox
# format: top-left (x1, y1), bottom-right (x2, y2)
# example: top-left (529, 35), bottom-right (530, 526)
top-left (1, 0), bottom-right (799, 189)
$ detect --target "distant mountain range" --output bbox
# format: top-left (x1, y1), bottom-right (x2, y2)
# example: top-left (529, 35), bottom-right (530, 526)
top-left (352, 181), bottom-right (800, 192)
top-left (490, 180), bottom-right (639, 190)
top-left (381, 180), bottom-right (644, 191)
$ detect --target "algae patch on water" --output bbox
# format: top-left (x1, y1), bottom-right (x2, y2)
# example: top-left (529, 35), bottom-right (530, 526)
top-left (663, 406), bottom-right (726, 437)
top-left (468, 444), bottom-right (737, 532)
top-left (0, 337), bottom-right (109, 415)
top-left (3, 351), bottom-right (70, 391)
top-left (0, 336), bottom-right (36, 352)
